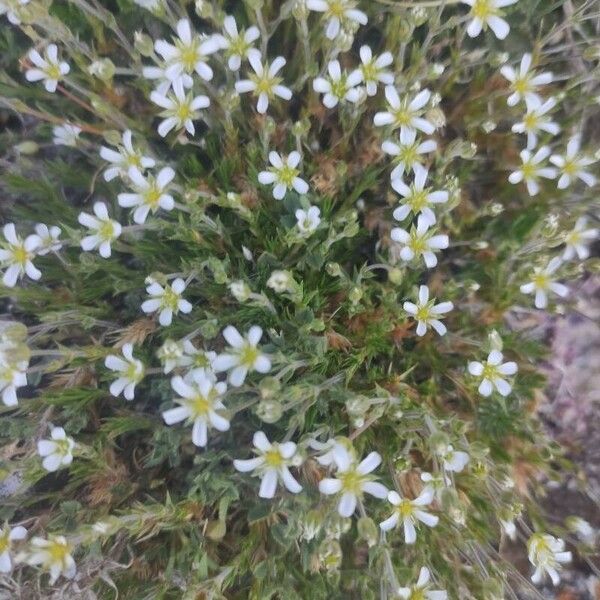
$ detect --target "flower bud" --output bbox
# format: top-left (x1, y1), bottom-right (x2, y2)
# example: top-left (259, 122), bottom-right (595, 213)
top-left (88, 58), bottom-right (115, 82)
top-left (15, 141), bottom-right (39, 155)
top-left (357, 517), bottom-right (379, 547)
top-left (230, 280), bottom-right (251, 302)
top-left (267, 270), bottom-right (294, 293)
top-left (134, 32), bottom-right (154, 57)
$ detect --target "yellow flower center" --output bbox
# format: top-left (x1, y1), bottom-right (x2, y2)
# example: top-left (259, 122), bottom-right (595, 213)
top-left (408, 231), bottom-right (428, 254)
top-left (144, 185), bottom-right (162, 208)
top-left (562, 159), bottom-right (578, 176)
top-left (190, 394), bottom-right (210, 417)
top-left (472, 0), bottom-right (496, 19)
top-left (361, 62), bottom-right (377, 82)
top-left (176, 102), bottom-right (192, 122)
top-left (409, 590), bottom-right (426, 600)
top-left (328, 1), bottom-right (347, 18)
top-left (54, 438), bottom-right (71, 457)
top-left (416, 306), bottom-right (430, 321)
top-left (162, 286), bottom-right (180, 311)
top-left (126, 153), bottom-right (141, 168)
top-left (240, 345), bottom-right (259, 367)
top-left (12, 245), bottom-right (29, 266)
top-left (393, 107), bottom-right (413, 128)
top-left (330, 78), bottom-right (348, 99)
top-left (48, 539), bottom-right (70, 564)
top-left (177, 41), bottom-right (200, 72)
top-left (481, 363), bottom-right (499, 380)
top-left (398, 144), bottom-right (419, 166)
top-left (193, 354), bottom-right (210, 369)
top-left (278, 164), bottom-right (298, 187)
top-left (408, 189), bottom-right (429, 212)
top-left (520, 161), bottom-right (536, 180)
top-left (513, 77), bottom-right (530, 95)
top-left (0, 532), bottom-right (9, 554)
top-left (397, 499), bottom-right (415, 518)
top-left (45, 64), bottom-right (61, 81)
top-left (523, 113), bottom-right (539, 130)
top-left (99, 221), bottom-right (115, 241)
top-left (126, 362), bottom-right (143, 382)
top-left (229, 36), bottom-right (249, 57)
top-left (264, 449), bottom-right (284, 467)
top-left (532, 272), bottom-right (550, 290)
top-left (338, 468), bottom-right (364, 493)
top-left (565, 230), bottom-right (580, 245)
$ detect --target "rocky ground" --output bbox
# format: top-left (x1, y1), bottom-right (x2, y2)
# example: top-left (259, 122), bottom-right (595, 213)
top-left (508, 276), bottom-right (600, 600)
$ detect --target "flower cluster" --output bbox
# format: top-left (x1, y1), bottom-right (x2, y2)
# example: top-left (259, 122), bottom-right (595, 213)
top-left (0, 0), bottom-right (594, 594)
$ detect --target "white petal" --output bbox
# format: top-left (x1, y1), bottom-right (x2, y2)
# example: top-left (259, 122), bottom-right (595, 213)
top-left (259, 469), bottom-right (278, 498)
top-left (338, 492), bottom-right (357, 517)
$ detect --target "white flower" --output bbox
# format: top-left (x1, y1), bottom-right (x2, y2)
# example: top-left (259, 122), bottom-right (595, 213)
top-left (99, 130), bottom-right (155, 182)
top-left (468, 349), bottom-right (518, 397)
top-left (104, 343), bottom-right (145, 401)
top-left (0, 359), bottom-right (27, 407)
top-left (37, 427), bottom-right (75, 472)
top-left (27, 535), bottom-right (76, 585)
top-left (0, 523), bottom-right (27, 573)
top-left (382, 128), bottom-right (437, 180)
top-left (30, 224), bottom-right (62, 255)
top-left (212, 325), bottom-right (271, 387)
top-left (258, 151), bottom-right (309, 199)
top-left (25, 44), bottom-right (70, 93)
top-left (519, 257), bottom-right (568, 309)
top-left (374, 87), bottom-right (435, 138)
top-left (391, 215), bottom-right (449, 269)
top-left (318, 447), bottom-right (388, 517)
top-left (150, 78), bottom-right (210, 137)
top-left (508, 146), bottom-right (557, 196)
top-left (0, 0), bottom-right (29, 25)
top-left (162, 372), bottom-right (229, 447)
top-left (181, 340), bottom-right (216, 379)
top-left (78, 202), bottom-right (122, 259)
top-left (313, 60), bottom-right (362, 108)
top-left (403, 285), bottom-right (453, 337)
top-left (379, 487), bottom-right (438, 543)
top-left (295, 206), bottom-right (321, 236)
top-left (0, 223), bottom-right (41, 287)
top-left (141, 277), bottom-right (192, 326)
top-left (213, 15), bottom-right (260, 71)
top-left (52, 123), bottom-right (81, 147)
top-left (355, 45), bottom-right (393, 96)
top-left (397, 567), bottom-right (448, 600)
top-left (511, 96), bottom-right (560, 150)
top-left (500, 53), bottom-right (553, 107)
top-left (306, 0), bottom-right (368, 40)
top-left (235, 49), bottom-right (292, 114)
top-left (154, 18), bottom-right (221, 84)
top-left (550, 135), bottom-right (597, 189)
top-left (233, 431), bottom-right (303, 498)
top-left (440, 444), bottom-right (470, 473)
top-left (562, 217), bottom-right (598, 261)
top-left (392, 164), bottom-right (448, 226)
top-left (461, 0), bottom-right (518, 40)
top-left (527, 533), bottom-right (572, 586)
top-left (118, 166), bottom-right (175, 224)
